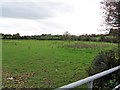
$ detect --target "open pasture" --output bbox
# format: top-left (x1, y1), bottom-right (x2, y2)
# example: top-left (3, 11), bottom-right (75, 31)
top-left (2, 40), bottom-right (117, 88)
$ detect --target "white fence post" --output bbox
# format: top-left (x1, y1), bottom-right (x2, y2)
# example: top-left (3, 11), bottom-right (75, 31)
top-left (88, 81), bottom-right (93, 90)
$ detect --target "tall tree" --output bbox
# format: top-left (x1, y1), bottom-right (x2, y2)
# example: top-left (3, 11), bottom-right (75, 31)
top-left (101, 0), bottom-right (120, 28)
top-left (101, 0), bottom-right (120, 46)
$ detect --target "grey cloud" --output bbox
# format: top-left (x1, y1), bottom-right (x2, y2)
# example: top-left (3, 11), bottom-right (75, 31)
top-left (1, 2), bottom-right (72, 19)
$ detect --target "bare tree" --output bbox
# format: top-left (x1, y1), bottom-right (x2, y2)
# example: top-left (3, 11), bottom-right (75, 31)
top-left (101, 0), bottom-right (120, 50)
top-left (62, 31), bottom-right (71, 41)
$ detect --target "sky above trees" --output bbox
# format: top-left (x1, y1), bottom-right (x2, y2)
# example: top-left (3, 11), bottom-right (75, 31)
top-left (0, 0), bottom-right (106, 35)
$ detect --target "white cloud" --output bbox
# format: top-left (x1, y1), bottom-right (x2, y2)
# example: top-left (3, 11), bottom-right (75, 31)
top-left (0, 0), bottom-right (106, 35)
top-left (1, 1), bottom-right (72, 19)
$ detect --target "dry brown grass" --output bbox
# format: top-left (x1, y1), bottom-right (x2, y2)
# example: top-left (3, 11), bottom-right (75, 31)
top-left (65, 43), bottom-right (110, 49)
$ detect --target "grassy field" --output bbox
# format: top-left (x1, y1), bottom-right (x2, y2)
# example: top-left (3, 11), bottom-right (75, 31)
top-left (2, 40), bottom-right (117, 88)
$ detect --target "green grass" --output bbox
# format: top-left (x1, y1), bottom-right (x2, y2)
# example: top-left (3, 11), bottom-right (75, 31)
top-left (2, 40), bottom-right (117, 88)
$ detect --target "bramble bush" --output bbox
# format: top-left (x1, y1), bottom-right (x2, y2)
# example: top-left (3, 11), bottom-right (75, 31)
top-left (87, 48), bottom-right (120, 90)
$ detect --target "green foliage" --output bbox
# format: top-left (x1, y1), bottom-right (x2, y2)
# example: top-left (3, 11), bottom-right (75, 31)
top-left (88, 48), bottom-right (120, 90)
top-left (109, 29), bottom-right (119, 37)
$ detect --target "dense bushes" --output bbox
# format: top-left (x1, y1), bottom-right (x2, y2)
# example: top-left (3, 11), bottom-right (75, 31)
top-left (1, 33), bottom-right (119, 43)
top-left (88, 48), bottom-right (120, 90)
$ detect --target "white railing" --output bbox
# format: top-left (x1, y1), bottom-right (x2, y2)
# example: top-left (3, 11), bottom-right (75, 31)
top-left (55, 65), bottom-right (120, 90)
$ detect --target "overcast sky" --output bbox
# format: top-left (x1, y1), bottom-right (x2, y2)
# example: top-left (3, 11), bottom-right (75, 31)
top-left (0, 0), bottom-right (107, 36)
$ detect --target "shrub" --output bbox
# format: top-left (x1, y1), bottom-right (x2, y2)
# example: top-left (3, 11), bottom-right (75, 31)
top-left (87, 48), bottom-right (120, 90)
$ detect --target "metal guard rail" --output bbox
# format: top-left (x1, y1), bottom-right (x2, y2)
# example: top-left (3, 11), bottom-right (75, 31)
top-left (55, 65), bottom-right (120, 90)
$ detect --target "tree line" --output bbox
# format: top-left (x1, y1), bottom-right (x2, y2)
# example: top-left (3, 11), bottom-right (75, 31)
top-left (0, 29), bottom-right (119, 43)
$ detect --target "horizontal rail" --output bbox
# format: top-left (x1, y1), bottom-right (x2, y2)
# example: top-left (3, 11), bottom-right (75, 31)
top-left (56, 65), bottom-right (120, 90)
top-left (112, 84), bottom-right (120, 90)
